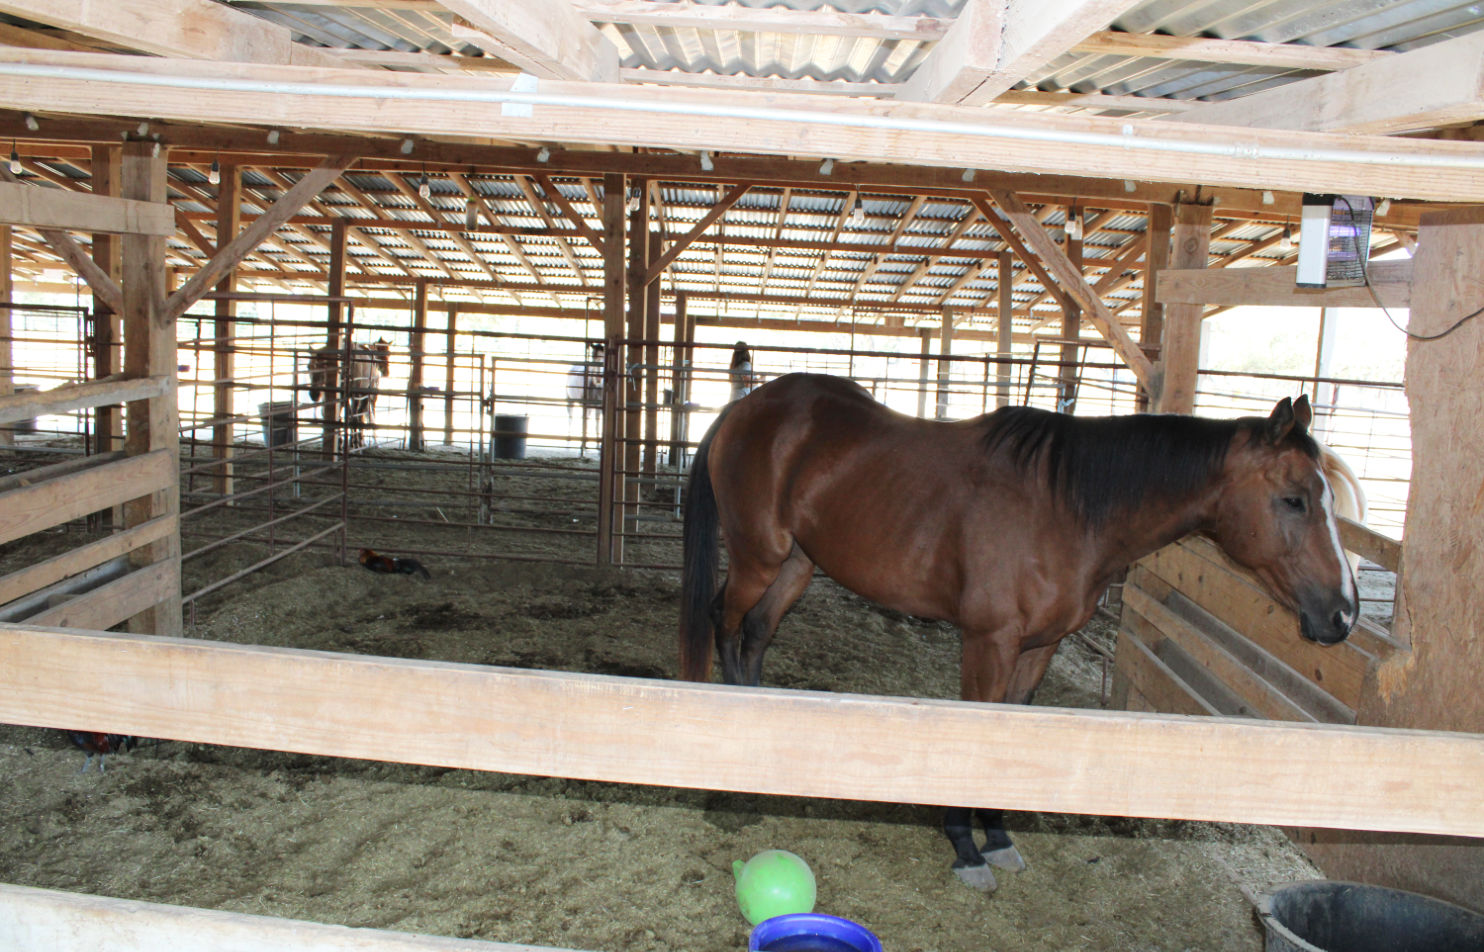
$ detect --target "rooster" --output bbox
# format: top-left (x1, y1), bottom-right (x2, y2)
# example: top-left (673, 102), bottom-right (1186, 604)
top-left (68, 732), bottom-right (137, 773)
top-left (358, 548), bottom-right (431, 579)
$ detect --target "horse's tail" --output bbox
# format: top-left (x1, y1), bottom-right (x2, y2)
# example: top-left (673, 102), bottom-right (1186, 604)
top-left (679, 412), bottom-right (729, 682)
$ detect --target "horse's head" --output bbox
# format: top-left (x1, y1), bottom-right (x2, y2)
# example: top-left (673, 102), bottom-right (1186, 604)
top-left (371, 338), bottom-right (391, 375)
top-left (1207, 395), bottom-right (1358, 645)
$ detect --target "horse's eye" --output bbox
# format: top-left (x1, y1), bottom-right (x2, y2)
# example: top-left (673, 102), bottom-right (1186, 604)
top-left (1282, 496), bottom-right (1307, 513)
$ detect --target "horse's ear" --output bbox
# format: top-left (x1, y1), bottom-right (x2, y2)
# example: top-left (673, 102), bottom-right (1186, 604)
top-left (1266, 397), bottom-right (1296, 443)
top-left (1292, 393), bottom-right (1313, 433)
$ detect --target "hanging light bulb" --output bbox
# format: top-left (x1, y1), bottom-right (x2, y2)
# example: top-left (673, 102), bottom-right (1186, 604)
top-left (418, 178), bottom-right (431, 201)
top-left (464, 196), bottom-right (478, 231)
top-left (1278, 223), bottom-right (1294, 251)
top-left (8, 144), bottom-right (20, 175)
top-left (208, 157), bottom-right (220, 185)
top-left (849, 192), bottom-right (867, 226)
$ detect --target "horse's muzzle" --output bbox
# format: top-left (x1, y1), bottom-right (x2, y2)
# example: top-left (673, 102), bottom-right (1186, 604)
top-left (1299, 596), bottom-right (1357, 645)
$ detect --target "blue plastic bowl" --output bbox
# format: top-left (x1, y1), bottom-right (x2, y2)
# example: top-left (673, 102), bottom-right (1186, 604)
top-left (748, 913), bottom-right (884, 952)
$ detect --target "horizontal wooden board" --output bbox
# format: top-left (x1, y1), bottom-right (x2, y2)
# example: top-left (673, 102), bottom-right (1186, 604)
top-left (0, 375), bottom-right (170, 426)
top-left (0, 514), bottom-right (175, 607)
top-left (0, 180), bottom-right (174, 235)
top-left (5, 625), bottom-right (1480, 835)
top-left (0, 449), bottom-right (173, 546)
top-left (0, 883), bottom-right (583, 952)
top-left (1156, 261), bottom-right (1412, 309)
top-left (1338, 516), bottom-right (1402, 573)
top-left (1125, 585), bottom-right (1317, 723)
top-left (24, 560), bottom-right (177, 631)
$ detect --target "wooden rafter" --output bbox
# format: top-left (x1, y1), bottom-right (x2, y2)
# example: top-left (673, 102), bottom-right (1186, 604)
top-left (166, 154), bottom-right (354, 319)
top-left (529, 172), bottom-right (604, 253)
top-left (645, 183), bottom-right (748, 285)
top-left (514, 175), bottom-right (587, 281)
top-left (982, 190), bottom-right (1153, 387)
top-left (1070, 30), bottom-right (1392, 71)
top-left (851, 194), bottom-right (925, 301)
top-left (337, 176), bottom-right (457, 282)
top-left (889, 205), bottom-right (985, 303)
top-left (388, 173), bottom-right (505, 285)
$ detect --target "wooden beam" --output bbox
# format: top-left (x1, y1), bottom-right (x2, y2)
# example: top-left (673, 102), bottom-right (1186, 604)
top-left (0, 0), bottom-right (346, 67)
top-left (902, 0), bottom-right (1145, 105)
top-left (26, 561), bottom-right (177, 631)
top-left (980, 191), bottom-right (1155, 388)
top-left (1, 884), bottom-right (587, 952)
top-left (0, 179), bottom-right (172, 234)
top-left (1071, 30), bottom-right (1393, 72)
top-left (3, 52), bottom-right (1483, 201)
top-left (1156, 260), bottom-right (1413, 309)
top-left (437, 0), bottom-right (619, 82)
top-left (644, 182), bottom-right (748, 284)
top-left (0, 374), bottom-right (168, 425)
top-left (3, 625), bottom-right (1484, 836)
top-left (164, 154), bottom-right (354, 320)
top-left (1175, 31), bottom-right (1484, 135)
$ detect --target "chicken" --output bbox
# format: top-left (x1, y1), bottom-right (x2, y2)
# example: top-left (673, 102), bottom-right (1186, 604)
top-left (68, 732), bottom-right (137, 773)
top-left (358, 548), bottom-right (431, 579)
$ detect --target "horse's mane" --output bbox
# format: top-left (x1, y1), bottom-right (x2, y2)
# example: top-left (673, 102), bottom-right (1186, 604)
top-left (982, 406), bottom-right (1319, 527)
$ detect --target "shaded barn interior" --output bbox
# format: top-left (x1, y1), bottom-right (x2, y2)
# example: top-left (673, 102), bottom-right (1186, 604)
top-left (1, 0), bottom-right (1483, 948)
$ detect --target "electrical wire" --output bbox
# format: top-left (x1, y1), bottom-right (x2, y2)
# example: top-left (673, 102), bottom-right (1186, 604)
top-left (1337, 195), bottom-right (1484, 342)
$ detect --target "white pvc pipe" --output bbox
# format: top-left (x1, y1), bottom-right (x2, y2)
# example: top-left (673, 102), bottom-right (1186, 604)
top-left (3, 62), bottom-right (1482, 172)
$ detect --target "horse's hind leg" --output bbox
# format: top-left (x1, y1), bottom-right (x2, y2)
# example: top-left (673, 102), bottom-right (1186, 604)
top-left (712, 545), bottom-right (808, 686)
top-left (737, 545), bottom-right (814, 686)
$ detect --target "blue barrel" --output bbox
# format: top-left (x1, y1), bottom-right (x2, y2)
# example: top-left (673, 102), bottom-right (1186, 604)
top-left (749, 914), bottom-right (883, 952)
top-left (492, 414), bottom-right (528, 459)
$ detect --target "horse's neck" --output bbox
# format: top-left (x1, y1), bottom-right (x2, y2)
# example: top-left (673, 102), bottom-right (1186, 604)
top-left (1087, 482), bottom-right (1223, 581)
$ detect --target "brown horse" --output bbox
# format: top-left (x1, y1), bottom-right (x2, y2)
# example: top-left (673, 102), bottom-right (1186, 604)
top-left (679, 373), bottom-right (1356, 891)
top-left (308, 338), bottom-right (391, 451)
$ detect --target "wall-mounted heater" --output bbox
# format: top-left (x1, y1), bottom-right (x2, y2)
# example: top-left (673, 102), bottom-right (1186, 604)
top-left (1296, 194), bottom-right (1374, 289)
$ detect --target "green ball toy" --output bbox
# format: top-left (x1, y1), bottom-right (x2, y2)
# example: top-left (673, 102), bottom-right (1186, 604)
top-left (732, 849), bottom-right (817, 925)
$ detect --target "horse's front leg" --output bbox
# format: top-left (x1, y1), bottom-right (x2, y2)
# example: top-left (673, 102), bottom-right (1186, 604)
top-left (941, 626), bottom-right (1041, 891)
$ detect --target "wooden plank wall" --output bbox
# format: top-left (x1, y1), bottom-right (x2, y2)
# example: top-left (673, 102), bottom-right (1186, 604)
top-left (1112, 535), bottom-right (1400, 725)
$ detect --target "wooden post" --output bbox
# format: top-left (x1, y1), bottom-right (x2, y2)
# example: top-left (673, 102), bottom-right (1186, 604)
top-left (443, 305), bottom-right (457, 446)
top-left (936, 308), bottom-right (955, 420)
top-left (1139, 203), bottom-right (1173, 410)
top-left (916, 327), bottom-right (932, 418)
top-left (320, 220), bottom-right (347, 459)
top-left (1060, 207), bottom-right (1082, 413)
top-left (408, 279), bottom-right (428, 452)
top-left (596, 174), bottom-right (625, 566)
top-left (997, 251), bottom-right (1014, 408)
top-left (91, 145), bottom-right (124, 457)
top-left (1303, 205), bottom-right (1484, 911)
top-left (212, 161), bottom-right (239, 497)
top-left (642, 227), bottom-right (662, 480)
top-left (1154, 202), bottom-right (1213, 414)
top-left (121, 139), bottom-right (181, 637)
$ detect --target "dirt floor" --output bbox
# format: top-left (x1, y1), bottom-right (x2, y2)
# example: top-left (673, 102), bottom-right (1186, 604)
top-left (0, 445), bottom-right (1333, 951)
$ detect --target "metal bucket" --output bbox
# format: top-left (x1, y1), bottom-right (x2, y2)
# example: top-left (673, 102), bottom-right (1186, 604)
top-left (1259, 880), bottom-right (1484, 952)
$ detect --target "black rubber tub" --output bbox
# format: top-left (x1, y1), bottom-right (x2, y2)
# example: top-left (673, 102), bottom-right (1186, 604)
top-left (1259, 881), bottom-right (1484, 952)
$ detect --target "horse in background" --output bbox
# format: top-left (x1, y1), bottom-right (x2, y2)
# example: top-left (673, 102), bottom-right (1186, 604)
top-left (1318, 442), bottom-right (1368, 576)
top-left (679, 375), bottom-right (1357, 891)
top-left (565, 341), bottom-right (605, 456)
top-left (308, 338), bottom-right (391, 452)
